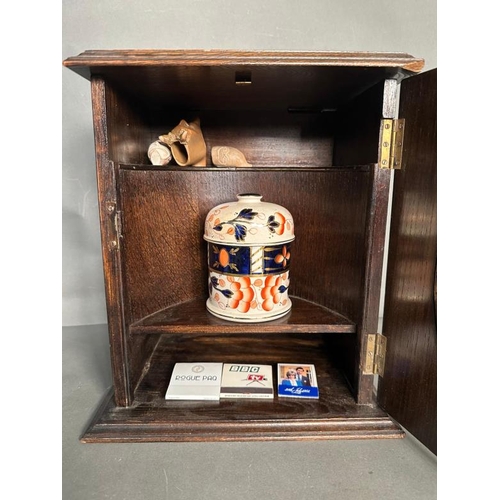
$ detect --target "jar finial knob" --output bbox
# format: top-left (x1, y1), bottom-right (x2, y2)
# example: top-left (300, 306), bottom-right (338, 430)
top-left (237, 193), bottom-right (263, 203)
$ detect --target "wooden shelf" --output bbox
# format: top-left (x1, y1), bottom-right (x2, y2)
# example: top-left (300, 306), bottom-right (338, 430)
top-left (119, 163), bottom-right (372, 172)
top-left (130, 297), bottom-right (357, 335)
top-left (82, 334), bottom-right (403, 443)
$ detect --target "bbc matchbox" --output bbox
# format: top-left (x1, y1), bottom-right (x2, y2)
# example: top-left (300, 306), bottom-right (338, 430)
top-left (165, 362), bottom-right (223, 401)
top-left (220, 363), bottom-right (274, 399)
top-left (277, 363), bottom-right (319, 399)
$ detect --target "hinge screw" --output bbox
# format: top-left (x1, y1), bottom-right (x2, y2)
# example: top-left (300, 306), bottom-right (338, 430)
top-left (383, 142), bottom-right (389, 147)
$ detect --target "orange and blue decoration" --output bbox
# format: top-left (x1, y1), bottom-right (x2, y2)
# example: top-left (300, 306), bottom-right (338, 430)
top-left (209, 243), bottom-right (292, 275)
top-left (211, 208), bottom-right (287, 242)
top-left (208, 273), bottom-right (290, 314)
top-left (204, 194), bottom-right (294, 322)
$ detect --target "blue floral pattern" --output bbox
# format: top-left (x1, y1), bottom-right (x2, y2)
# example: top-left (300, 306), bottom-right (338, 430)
top-left (212, 208), bottom-right (258, 242)
top-left (209, 276), bottom-right (233, 298)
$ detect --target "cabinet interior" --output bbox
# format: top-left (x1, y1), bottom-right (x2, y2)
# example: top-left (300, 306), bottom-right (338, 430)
top-left (64, 51), bottom-right (423, 442)
top-left (103, 64), bottom-right (387, 167)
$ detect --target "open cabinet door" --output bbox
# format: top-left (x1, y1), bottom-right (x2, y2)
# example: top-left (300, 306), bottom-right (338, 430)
top-left (377, 69), bottom-right (437, 454)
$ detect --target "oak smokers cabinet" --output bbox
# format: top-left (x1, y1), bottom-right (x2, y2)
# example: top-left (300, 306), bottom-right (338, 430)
top-left (63, 50), bottom-right (437, 452)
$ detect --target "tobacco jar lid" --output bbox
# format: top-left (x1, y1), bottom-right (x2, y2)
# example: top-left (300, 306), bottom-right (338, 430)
top-left (204, 193), bottom-right (294, 245)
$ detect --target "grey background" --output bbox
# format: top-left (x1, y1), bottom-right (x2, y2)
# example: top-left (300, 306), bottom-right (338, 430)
top-left (62, 2), bottom-right (437, 498)
top-left (62, 0), bottom-right (437, 327)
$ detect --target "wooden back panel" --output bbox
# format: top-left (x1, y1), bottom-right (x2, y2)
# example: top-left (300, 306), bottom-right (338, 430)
top-left (147, 110), bottom-right (336, 168)
top-left (119, 168), bottom-right (371, 326)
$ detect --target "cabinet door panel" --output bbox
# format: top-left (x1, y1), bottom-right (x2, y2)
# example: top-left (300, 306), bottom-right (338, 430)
top-left (378, 69), bottom-right (437, 454)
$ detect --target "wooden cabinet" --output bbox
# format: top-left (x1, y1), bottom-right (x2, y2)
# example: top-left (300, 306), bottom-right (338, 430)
top-left (63, 50), bottom-right (436, 450)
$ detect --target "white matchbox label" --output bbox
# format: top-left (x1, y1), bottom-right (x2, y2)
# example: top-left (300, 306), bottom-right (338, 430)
top-left (165, 363), bottom-right (223, 400)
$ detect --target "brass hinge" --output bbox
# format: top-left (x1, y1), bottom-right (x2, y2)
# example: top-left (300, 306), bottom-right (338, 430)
top-left (115, 210), bottom-right (123, 241)
top-left (379, 119), bottom-right (405, 169)
top-left (106, 202), bottom-right (123, 250)
top-left (363, 333), bottom-right (387, 376)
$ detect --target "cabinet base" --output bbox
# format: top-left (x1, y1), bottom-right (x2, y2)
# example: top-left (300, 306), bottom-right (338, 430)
top-left (81, 389), bottom-right (404, 443)
top-left (81, 334), bottom-right (404, 443)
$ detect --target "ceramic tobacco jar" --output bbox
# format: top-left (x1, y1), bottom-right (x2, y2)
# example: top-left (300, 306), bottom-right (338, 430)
top-left (204, 194), bottom-right (295, 322)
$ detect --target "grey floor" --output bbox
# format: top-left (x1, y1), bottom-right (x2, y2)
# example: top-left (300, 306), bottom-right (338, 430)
top-left (63, 324), bottom-right (437, 500)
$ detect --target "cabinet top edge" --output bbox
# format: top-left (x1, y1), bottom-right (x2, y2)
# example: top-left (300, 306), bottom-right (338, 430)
top-left (63, 49), bottom-right (424, 72)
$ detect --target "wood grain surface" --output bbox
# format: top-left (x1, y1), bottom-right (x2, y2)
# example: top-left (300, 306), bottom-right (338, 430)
top-left (91, 77), bottom-right (132, 406)
top-left (333, 80), bottom-right (385, 166)
top-left (64, 49), bottom-right (424, 70)
top-left (377, 69), bottom-right (437, 454)
top-left (118, 168), bottom-right (371, 327)
top-left (64, 50), bottom-right (423, 113)
top-left (105, 83), bottom-right (151, 165)
top-left (130, 296), bottom-right (356, 335)
top-left (81, 334), bottom-right (404, 443)
top-left (146, 110), bottom-right (336, 168)
top-left (69, 51), bottom-right (429, 443)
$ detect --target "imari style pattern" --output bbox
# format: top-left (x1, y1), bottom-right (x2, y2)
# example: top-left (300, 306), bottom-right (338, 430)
top-left (208, 272), bottom-right (291, 317)
top-left (204, 197), bottom-right (294, 245)
top-left (204, 194), bottom-right (295, 322)
top-left (209, 208), bottom-right (286, 242)
top-left (208, 243), bottom-right (291, 275)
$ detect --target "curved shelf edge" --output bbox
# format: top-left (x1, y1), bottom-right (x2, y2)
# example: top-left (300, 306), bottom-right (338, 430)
top-left (129, 296), bottom-right (356, 335)
top-left (118, 163), bottom-right (373, 172)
